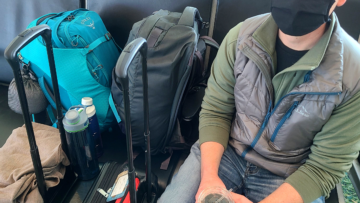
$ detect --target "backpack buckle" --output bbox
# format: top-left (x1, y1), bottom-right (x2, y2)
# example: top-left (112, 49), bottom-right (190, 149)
top-left (66, 15), bottom-right (75, 21)
top-left (105, 33), bottom-right (112, 41)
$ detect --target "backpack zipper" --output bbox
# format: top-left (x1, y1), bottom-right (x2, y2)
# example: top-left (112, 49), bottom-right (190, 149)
top-left (36, 13), bottom-right (57, 25)
top-left (86, 61), bottom-right (99, 82)
top-left (63, 11), bottom-right (110, 86)
top-left (78, 37), bottom-right (110, 85)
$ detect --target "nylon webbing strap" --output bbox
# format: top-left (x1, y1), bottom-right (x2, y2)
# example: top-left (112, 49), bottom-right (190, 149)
top-left (160, 150), bottom-right (173, 170)
top-left (109, 93), bottom-right (121, 123)
top-left (201, 36), bottom-right (220, 49)
top-left (81, 34), bottom-right (111, 55)
top-left (147, 27), bottom-right (163, 48)
top-left (137, 11), bottom-right (168, 39)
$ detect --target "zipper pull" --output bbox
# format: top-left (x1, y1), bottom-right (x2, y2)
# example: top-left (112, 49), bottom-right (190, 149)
top-left (97, 188), bottom-right (109, 198)
top-left (286, 102), bottom-right (299, 119)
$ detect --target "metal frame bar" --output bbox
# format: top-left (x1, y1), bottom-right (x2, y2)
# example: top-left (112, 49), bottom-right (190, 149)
top-left (79, 0), bottom-right (87, 9)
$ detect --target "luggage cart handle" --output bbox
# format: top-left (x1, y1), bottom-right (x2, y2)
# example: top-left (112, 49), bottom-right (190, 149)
top-left (5, 25), bottom-right (52, 69)
top-left (115, 38), bottom-right (150, 203)
top-left (115, 37), bottom-right (149, 135)
top-left (4, 24), bottom-right (66, 203)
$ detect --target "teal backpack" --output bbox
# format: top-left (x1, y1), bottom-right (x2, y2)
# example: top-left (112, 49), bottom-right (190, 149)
top-left (20, 9), bottom-right (121, 131)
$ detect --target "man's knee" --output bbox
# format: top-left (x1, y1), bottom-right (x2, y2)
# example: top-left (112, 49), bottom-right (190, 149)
top-left (190, 141), bottom-right (201, 155)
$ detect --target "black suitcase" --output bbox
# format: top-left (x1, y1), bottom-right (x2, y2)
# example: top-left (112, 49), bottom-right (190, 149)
top-left (84, 38), bottom-right (158, 203)
top-left (4, 24), bottom-right (77, 202)
top-left (84, 162), bottom-right (130, 203)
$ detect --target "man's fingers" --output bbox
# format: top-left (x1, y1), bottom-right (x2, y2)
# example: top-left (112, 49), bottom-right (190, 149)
top-left (231, 192), bottom-right (253, 203)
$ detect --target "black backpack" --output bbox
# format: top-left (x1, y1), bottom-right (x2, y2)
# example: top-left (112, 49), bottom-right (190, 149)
top-left (110, 7), bottom-right (219, 155)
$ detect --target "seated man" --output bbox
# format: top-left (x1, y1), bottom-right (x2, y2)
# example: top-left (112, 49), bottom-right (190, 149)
top-left (158, 0), bottom-right (360, 202)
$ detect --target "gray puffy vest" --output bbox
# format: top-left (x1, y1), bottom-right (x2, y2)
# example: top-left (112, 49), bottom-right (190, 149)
top-left (230, 13), bottom-right (360, 177)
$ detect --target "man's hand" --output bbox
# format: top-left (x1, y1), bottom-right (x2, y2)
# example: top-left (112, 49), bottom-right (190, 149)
top-left (195, 174), bottom-right (226, 202)
top-left (231, 192), bottom-right (253, 203)
top-left (195, 142), bottom-right (225, 202)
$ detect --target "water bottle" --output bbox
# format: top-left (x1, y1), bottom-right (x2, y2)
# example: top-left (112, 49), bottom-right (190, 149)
top-left (63, 105), bottom-right (100, 180)
top-left (81, 97), bottom-right (104, 158)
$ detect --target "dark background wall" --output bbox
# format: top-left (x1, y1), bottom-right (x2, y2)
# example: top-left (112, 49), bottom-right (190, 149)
top-left (1, 0), bottom-right (359, 83)
top-left (87, 0), bottom-right (213, 48)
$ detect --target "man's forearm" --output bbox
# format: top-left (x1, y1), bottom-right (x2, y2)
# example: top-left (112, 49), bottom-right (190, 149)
top-left (260, 183), bottom-right (303, 203)
top-left (200, 142), bottom-right (225, 178)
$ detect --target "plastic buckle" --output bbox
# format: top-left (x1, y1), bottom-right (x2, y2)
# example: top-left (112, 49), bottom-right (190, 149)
top-left (66, 15), bottom-right (75, 21)
top-left (202, 22), bottom-right (209, 29)
top-left (105, 33), bottom-right (112, 41)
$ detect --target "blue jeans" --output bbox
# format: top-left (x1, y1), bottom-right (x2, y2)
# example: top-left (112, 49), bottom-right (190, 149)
top-left (158, 142), bottom-right (325, 203)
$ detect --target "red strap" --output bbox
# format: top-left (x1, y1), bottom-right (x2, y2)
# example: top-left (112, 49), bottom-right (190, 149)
top-left (200, 36), bottom-right (220, 47)
top-left (115, 178), bottom-right (141, 203)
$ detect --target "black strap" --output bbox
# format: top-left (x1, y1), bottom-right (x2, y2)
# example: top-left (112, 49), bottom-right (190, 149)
top-left (43, 80), bottom-right (67, 112)
top-left (193, 36), bottom-right (219, 80)
top-left (160, 150), bottom-right (173, 170)
top-left (194, 51), bottom-right (205, 76)
top-left (137, 10), bottom-right (169, 39)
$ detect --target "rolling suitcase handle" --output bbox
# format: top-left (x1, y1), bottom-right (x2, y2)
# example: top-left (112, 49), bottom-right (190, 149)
top-left (115, 38), bottom-right (152, 203)
top-left (4, 24), bottom-right (69, 202)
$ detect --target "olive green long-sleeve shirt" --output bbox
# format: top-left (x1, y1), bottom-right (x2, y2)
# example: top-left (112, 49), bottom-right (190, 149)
top-left (199, 19), bottom-right (360, 203)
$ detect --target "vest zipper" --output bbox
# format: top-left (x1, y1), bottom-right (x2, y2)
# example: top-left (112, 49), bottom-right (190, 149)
top-left (241, 45), bottom-right (274, 107)
top-left (270, 101), bottom-right (299, 142)
top-left (241, 101), bottom-right (272, 157)
top-left (303, 71), bottom-right (312, 83)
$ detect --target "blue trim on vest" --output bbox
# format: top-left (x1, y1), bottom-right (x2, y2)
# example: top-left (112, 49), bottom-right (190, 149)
top-left (109, 93), bottom-right (121, 123)
top-left (241, 147), bottom-right (251, 157)
top-left (303, 71), bottom-right (312, 83)
top-left (241, 91), bottom-right (341, 158)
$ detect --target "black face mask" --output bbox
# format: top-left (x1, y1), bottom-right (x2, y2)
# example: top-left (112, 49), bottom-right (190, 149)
top-left (271, 0), bottom-right (335, 36)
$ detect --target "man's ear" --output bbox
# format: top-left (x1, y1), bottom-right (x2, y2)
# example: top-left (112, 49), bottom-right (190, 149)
top-left (337, 0), bottom-right (346, 7)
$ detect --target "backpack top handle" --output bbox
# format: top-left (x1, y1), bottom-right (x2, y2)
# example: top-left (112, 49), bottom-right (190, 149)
top-left (4, 24), bottom-right (62, 203)
top-left (115, 37), bottom-right (150, 203)
top-left (178, 6), bottom-right (203, 31)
